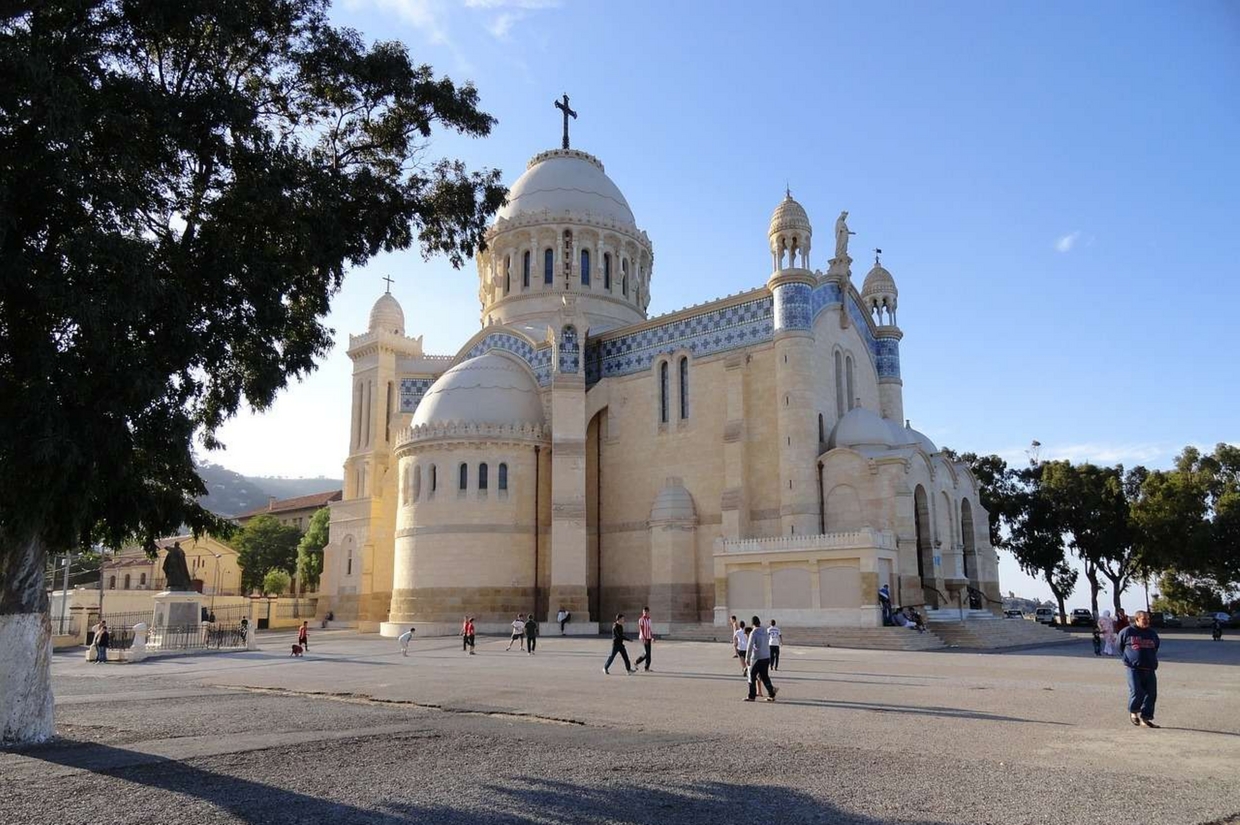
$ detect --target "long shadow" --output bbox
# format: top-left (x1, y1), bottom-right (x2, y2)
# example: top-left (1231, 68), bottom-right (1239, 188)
top-left (773, 697), bottom-right (1072, 725)
top-left (642, 670), bottom-right (933, 688)
top-left (1010, 635), bottom-right (1240, 666)
top-left (18, 742), bottom-right (952, 825)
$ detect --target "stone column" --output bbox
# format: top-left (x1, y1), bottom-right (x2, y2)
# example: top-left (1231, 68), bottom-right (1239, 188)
top-left (768, 269), bottom-right (820, 537)
top-left (719, 353), bottom-right (750, 540)
top-left (876, 328), bottom-right (904, 425)
top-left (549, 362), bottom-right (591, 630)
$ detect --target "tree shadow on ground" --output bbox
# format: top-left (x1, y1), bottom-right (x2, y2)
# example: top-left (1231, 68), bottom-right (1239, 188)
top-left (771, 698), bottom-right (1071, 726)
top-left (18, 742), bottom-right (952, 825)
top-left (999, 634), bottom-right (1240, 666)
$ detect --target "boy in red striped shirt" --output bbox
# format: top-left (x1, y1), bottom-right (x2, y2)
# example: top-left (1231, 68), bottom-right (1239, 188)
top-left (633, 607), bottom-right (654, 672)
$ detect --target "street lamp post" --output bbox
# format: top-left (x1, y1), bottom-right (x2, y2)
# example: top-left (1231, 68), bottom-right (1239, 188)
top-left (211, 553), bottom-right (222, 613)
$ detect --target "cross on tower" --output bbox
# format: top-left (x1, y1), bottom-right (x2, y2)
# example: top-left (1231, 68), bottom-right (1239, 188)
top-left (554, 93), bottom-right (577, 150)
top-left (382, 274), bottom-right (394, 294)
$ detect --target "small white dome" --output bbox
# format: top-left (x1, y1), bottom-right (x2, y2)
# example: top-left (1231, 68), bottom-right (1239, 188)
top-left (369, 293), bottom-right (405, 335)
top-left (862, 263), bottom-right (897, 299)
top-left (769, 192), bottom-right (811, 238)
top-left (829, 407), bottom-right (899, 450)
top-left (496, 149), bottom-right (635, 227)
top-left (649, 479), bottom-right (696, 523)
top-left (411, 352), bottom-right (544, 429)
top-left (905, 425), bottom-right (938, 454)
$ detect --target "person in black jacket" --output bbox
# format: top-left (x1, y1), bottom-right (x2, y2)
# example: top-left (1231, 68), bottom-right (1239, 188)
top-left (603, 614), bottom-right (635, 675)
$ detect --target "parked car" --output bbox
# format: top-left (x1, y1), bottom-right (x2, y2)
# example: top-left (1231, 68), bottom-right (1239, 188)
top-left (1148, 611), bottom-right (1167, 627)
top-left (1070, 608), bottom-right (1095, 627)
top-left (1162, 613), bottom-right (1182, 628)
top-left (1034, 607), bottom-right (1055, 625)
top-left (1004, 609), bottom-right (1024, 619)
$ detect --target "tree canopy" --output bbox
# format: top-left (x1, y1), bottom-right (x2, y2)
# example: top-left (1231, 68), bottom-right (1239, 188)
top-left (296, 506), bottom-right (331, 592)
top-left (234, 515), bottom-right (302, 594)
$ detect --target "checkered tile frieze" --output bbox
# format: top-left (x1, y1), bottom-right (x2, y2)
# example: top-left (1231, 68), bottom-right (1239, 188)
top-left (875, 337), bottom-right (902, 379)
top-left (558, 325), bottom-right (580, 374)
top-left (584, 296), bottom-right (774, 386)
top-left (773, 282), bottom-right (813, 331)
top-left (463, 331), bottom-right (553, 386)
top-left (399, 378), bottom-right (434, 413)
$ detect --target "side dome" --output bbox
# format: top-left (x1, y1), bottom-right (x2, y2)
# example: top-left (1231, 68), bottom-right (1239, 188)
top-left (496, 149), bottom-right (635, 227)
top-left (369, 293), bottom-right (405, 336)
top-left (649, 478), bottom-right (696, 523)
top-left (862, 263), bottom-right (897, 299)
top-left (905, 425), bottom-right (938, 454)
top-left (411, 352), bottom-right (544, 429)
top-left (829, 407), bottom-right (898, 450)
top-left (769, 192), bottom-right (811, 238)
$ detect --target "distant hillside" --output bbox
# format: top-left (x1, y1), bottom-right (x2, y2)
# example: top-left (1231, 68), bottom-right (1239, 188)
top-left (195, 462), bottom-right (341, 518)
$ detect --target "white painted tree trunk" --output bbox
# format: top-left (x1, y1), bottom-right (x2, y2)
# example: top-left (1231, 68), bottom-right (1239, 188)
top-left (0, 613), bottom-right (53, 744)
top-left (1, 531), bottom-right (54, 745)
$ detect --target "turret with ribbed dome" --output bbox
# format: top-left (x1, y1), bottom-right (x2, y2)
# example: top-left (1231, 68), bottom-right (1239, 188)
top-left (862, 251), bottom-right (898, 327)
top-left (368, 291), bottom-right (406, 336)
top-left (768, 189), bottom-right (812, 272)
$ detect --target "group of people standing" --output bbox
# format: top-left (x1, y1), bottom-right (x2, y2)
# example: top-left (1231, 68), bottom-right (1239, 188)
top-left (603, 607), bottom-right (654, 674)
top-left (505, 613), bottom-right (540, 654)
top-left (728, 615), bottom-right (779, 701)
top-left (1093, 607), bottom-right (1130, 656)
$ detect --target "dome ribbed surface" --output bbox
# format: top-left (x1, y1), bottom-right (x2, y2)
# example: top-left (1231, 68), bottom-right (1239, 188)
top-left (369, 293), bottom-right (405, 335)
top-left (862, 263), bottom-right (897, 298)
top-left (769, 193), bottom-right (812, 237)
top-left (411, 353), bottom-right (544, 429)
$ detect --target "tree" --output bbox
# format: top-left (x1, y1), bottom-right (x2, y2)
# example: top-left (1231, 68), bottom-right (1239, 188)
top-left (262, 568), bottom-right (292, 597)
top-left (1150, 571), bottom-right (1225, 616)
top-left (0, 0), bottom-right (504, 743)
top-left (296, 507), bottom-right (330, 593)
top-left (235, 516), bottom-right (302, 594)
top-left (941, 451), bottom-right (1019, 549)
top-left (1007, 464), bottom-right (1078, 624)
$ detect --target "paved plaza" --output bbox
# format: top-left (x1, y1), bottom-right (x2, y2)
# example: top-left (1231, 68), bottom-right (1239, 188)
top-left (2, 630), bottom-right (1238, 824)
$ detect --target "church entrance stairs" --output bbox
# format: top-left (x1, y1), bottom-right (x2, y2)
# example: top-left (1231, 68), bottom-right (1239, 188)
top-left (924, 616), bottom-right (1076, 650)
top-left (661, 623), bottom-right (945, 652)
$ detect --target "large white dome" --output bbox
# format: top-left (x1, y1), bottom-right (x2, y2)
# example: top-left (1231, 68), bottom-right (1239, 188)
top-left (411, 352), bottom-right (544, 429)
top-left (496, 149), bottom-right (635, 227)
top-left (829, 407), bottom-right (900, 450)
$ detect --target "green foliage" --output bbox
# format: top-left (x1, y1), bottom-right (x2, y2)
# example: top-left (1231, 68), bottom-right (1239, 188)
top-left (0, 1), bottom-right (504, 616)
top-left (235, 515), bottom-right (302, 593)
top-left (296, 507), bottom-right (331, 592)
top-left (1007, 464), bottom-right (1078, 623)
top-left (262, 568), bottom-right (292, 597)
top-left (1150, 571), bottom-right (1226, 616)
top-left (941, 451), bottom-right (1019, 549)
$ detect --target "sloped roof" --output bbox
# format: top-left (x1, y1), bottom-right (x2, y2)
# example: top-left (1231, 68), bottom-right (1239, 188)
top-left (232, 490), bottom-right (342, 520)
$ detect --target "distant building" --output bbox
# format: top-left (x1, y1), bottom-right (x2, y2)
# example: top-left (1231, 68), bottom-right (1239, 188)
top-left (102, 534), bottom-right (243, 595)
top-left (233, 490), bottom-right (342, 531)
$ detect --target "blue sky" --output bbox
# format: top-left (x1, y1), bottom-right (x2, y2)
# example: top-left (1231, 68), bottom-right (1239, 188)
top-left (214, 1), bottom-right (1239, 608)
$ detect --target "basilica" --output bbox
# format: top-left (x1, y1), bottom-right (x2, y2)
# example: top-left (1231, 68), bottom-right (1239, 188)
top-left (317, 122), bottom-right (1000, 636)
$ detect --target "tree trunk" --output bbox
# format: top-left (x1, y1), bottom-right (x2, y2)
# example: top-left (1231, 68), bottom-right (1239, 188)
top-left (1105, 571), bottom-right (1128, 613)
top-left (0, 530), bottom-right (55, 745)
top-left (1084, 560), bottom-right (1101, 619)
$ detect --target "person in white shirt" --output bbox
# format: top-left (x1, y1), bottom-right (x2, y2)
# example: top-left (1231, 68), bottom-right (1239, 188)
top-left (744, 615), bottom-right (778, 702)
top-left (398, 627), bottom-right (415, 657)
top-left (733, 620), bottom-right (748, 674)
top-left (768, 619), bottom-right (782, 670)
top-left (557, 607), bottom-right (571, 635)
top-left (506, 614), bottom-right (526, 651)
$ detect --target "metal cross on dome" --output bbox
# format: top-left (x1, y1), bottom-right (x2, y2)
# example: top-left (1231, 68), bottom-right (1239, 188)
top-left (382, 274), bottom-right (394, 294)
top-left (555, 93), bottom-right (577, 149)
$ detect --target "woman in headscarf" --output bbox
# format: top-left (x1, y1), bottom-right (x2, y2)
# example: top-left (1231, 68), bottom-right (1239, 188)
top-left (1098, 610), bottom-right (1117, 656)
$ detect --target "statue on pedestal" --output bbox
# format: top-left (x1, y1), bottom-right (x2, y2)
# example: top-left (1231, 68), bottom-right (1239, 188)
top-left (162, 541), bottom-right (193, 591)
top-left (834, 210), bottom-right (855, 260)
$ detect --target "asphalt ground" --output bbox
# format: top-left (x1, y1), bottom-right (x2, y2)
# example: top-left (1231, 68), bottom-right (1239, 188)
top-left (1, 629), bottom-right (1238, 825)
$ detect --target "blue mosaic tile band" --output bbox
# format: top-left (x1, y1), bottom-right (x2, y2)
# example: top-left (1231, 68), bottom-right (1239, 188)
top-left (558, 325), bottom-right (580, 374)
top-left (773, 282), bottom-right (813, 331)
top-left (462, 331), bottom-right (553, 386)
top-left (875, 337), bottom-right (901, 379)
top-left (399, 377), bottom-right (434, 414)
top-left (584, 297), bottom-right (774, 386)
top-left (809, 280), bottom-right (879, 360)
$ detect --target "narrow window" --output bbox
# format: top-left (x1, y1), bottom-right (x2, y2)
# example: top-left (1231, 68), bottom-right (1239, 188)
top-left (834, 351), bottom-right (845, 419)
top-left (413, 465), bottom-right (422, 501)
top-left (479, 462), bottom-right (489, 491)
top-left (678, 357), bottom-right (689, 419)
top-left (430, 464), bottom-right (438, 493)
top-left (459, 462), bottom-right (468, 491)
top-left (109, 576), bottom-right (115, 589)
top-left (818, 413), bottom-right (825, 444)
top-left (580, 249), bottom-right (590, 286)
top-left (604, 253), bottom-right (611, 290)
top-left (846, 355), bottom-right (856, 411)
top-left (504, 255), bottom-right (511, 295)
top-left (124, 574), bottom-right (130, 589)
top-left (385, 381), bottom-right (393, 442)
top-left (622, 259), bottom-right (629, 296)
top-left (544, 248), bottom-right (554, 284)
top-left (659, 361), bottom-right (669, 424)
top-left (346, 548), bottom-right (353, 576)
top-left (140, 573), bottom-right (146, 586)
top-left (522, 250), bottom-right (530, 288)
top-left (499, 462), bottom-right (508, 491)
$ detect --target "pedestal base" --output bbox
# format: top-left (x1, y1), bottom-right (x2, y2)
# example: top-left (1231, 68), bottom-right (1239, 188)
top-left (152, 591), bottom-right (204, 633)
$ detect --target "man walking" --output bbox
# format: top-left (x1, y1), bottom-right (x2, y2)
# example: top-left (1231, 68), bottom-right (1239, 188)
top-left (525, 613), bottom-right (539, 655)
top-left (604, 613), bottom-right (635, 675)
top-left (298, 621), bottom-right (309, 653)
top-left (733, 619), bottom-right (748, 673)
top-left (768, 619), bottom-right (782, 670)
top-left (461, 615), bottom-right (476, 655)
top-left (398, 627), bottom-right (415, 657)
top-left (744, 615), bottom-right (777, 702)
top-left (506, 613), bottom-right (526, 651)
top-left (633, 607), bottom-right (654, 672)
top-left (1118, 610), bottom-right (1161, 728)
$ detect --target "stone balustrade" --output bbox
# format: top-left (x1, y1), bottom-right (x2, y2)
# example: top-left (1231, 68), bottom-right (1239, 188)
top-left (722, 527), bottom-right (896, 555)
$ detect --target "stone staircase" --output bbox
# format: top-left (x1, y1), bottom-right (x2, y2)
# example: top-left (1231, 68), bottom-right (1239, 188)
top-left (662, 623), bottom-right (945, 652)
top-left (924, 613), bottom-right (1075, 649)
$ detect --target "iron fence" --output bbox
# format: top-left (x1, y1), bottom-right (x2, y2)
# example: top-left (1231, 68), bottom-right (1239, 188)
top-left (147, 621), bottom-right (248, 651)
top-left (92, 610), bottom-right (151, 649)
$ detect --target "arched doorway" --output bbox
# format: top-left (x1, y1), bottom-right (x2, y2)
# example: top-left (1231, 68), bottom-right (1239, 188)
top-left (961, 499), bottom-right (979, 608)
top-left (913, 485), bottom-right (937, 607)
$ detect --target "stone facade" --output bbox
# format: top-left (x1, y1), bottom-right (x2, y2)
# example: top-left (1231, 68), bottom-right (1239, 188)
top-left (318, 145), bottom-right (1001, 635)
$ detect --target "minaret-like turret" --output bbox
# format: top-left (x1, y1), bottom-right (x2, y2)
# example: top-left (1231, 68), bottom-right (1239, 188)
top-left (862, 252), bottom-right (904, 425)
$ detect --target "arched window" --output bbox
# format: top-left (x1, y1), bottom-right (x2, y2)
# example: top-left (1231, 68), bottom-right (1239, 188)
top-left (659, 361), bottom-right (669, 424)
top-left (478, 462), bottom-right (489, 490)
top-left (430, 464), bottom-right (437, 493)
top-left (622, 259), bottom-right (629, 296)
top-left (412, 465), bottom-right (422, 501)
top-left (346, 546), bottom-right (353, 576)
top-left (522, 250), bottom-right (530, 288)
top-left (109, 576), bottom-right (115, 589)
top-left (504, 255), bottom-right (511, 295)
top-left (458, 462), bottom-right (468, 491)
top-left (123, 574), bottom-right (130, 589)
top-left (498, 462), bottom-right (508, 491)
top-left (580, 249), bottom-right (590, 286)
top-left (834, 351), bottom-right (845, 419)
top-left (139, 573), bottom-right (146, 586)
top-left (846, 355), bottom-right (856, 411)
top-left (678, 356), bottom-right (689, 419)
top-left (818, 413), bottom-right (825, 445)
top-left (604, 253), bottom-right (612, 290)
top-left (544, 248), bottom-right (554, 284)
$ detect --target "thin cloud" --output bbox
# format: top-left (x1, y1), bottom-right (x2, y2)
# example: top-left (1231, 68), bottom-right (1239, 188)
top-left (1055, 231), bottom-right (1083, 253)
top-left (487, 11), bottom-right (520, 39)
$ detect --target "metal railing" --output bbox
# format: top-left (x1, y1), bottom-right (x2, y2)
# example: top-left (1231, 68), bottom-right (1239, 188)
top-left (147, 620), bottom-right (248, 651)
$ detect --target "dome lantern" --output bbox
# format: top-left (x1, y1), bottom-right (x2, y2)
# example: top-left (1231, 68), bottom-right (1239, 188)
top-left (369, 292), bottom-right (406, 336)
top-left (862, 250), bottom-right (898, 327)
top-left (768, 189), bottom-right (812, 272)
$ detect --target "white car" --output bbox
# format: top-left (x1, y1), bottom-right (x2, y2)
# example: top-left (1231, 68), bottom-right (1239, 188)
top-left (1034, 607), bottom-right (1055, 625)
